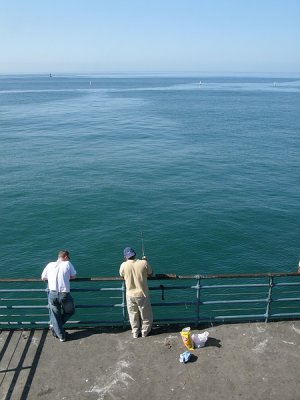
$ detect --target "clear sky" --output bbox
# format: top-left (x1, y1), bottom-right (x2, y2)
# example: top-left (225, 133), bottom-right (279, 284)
top-left (1, 0), bottom-right (299, 75)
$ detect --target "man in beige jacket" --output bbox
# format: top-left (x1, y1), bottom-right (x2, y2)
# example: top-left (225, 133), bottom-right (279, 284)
top-left (120, 247), bottom-right (153, 338)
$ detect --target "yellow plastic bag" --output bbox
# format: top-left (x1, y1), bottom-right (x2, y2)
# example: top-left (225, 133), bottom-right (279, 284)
top-left (180, 327), bottom-right (194, 350)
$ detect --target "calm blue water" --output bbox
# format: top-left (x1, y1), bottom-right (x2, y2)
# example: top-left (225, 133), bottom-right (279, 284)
top-left (0, 75), bottom-right (299, 278)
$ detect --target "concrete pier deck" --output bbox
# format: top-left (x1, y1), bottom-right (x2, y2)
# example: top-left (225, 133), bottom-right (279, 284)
top-left (1, 321), bottom-right (300, 400)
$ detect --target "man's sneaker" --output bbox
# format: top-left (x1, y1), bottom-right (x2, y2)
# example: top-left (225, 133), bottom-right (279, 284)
top-left (133, 333), bottom-right (139, 339)
top-left (60, 332), bottom-right (69, 342)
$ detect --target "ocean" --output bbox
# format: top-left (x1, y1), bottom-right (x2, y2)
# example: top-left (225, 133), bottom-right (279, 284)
top-left (0, 74), bottom-right (299, 279)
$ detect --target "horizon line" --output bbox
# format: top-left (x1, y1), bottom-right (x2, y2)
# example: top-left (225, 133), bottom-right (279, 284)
top-left (1, 71), bottom-right (300, 78)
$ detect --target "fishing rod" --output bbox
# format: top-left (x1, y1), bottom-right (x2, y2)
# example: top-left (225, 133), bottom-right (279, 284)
top-left (141, 231), bottom-right (145, 259)
top-left (140, 231), bottom-right (163, 298)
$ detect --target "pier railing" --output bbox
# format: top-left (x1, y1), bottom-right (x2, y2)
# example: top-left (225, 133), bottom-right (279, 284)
top-left (1, 272), bottom-right (300, 329)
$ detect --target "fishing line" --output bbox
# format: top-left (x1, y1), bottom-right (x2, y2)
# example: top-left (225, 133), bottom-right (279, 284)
top-left (141, 231), bottom-right (145, 258)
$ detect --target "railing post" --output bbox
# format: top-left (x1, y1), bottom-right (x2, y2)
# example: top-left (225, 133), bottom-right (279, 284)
top-left (195, 276), bottom-right (201, 328)
top-left (265, 276), bottom-right (274, 323)
top-left (121, 281), bottom-right (127, 329)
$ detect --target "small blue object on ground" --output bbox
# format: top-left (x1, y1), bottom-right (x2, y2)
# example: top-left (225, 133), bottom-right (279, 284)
top-left (179, 351), bottom-right (191, 363)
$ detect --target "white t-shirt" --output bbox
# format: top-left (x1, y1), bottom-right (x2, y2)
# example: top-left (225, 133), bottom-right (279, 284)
top-left (41, 259), bottom-right (77, 292)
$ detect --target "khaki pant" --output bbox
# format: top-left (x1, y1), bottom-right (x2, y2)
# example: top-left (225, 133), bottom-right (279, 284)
top-left (126, 295), bottom-right (153, 336)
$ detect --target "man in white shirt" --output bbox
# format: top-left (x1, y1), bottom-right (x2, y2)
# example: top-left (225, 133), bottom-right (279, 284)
top-left (41, 250), bottom-right (77, 342)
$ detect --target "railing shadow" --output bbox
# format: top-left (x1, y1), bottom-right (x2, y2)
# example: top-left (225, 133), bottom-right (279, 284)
top-left (0, 329), bottom-right (48, 400)
top-left (0, 331), bottom-right (14, 363)
top-left (66, 326), bottom-right (126, 340)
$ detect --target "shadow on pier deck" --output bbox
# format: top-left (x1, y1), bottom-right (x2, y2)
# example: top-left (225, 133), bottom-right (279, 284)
top-left (1, 321), bottom-right (300, 400)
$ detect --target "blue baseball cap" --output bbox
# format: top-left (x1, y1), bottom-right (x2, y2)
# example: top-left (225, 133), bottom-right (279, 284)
top-left (123, 247), bottom-right (136, 259)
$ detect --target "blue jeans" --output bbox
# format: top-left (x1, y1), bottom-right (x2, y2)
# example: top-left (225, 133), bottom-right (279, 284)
top-left (48, 291), bottom-right (75, 340)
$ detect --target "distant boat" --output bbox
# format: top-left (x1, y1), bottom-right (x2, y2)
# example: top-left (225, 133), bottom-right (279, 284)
top-left (49, 73), bottom-right (52, 78)
top-left (192, 80), bottom-right (203, 87)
